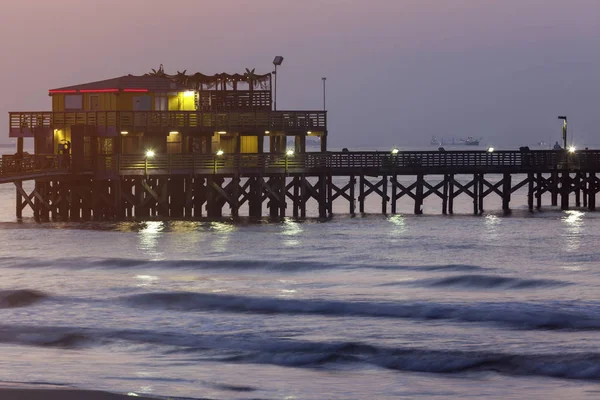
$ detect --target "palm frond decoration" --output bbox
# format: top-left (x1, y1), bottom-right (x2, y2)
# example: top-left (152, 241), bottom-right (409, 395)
top-left (145, 64), bottom-right (167, 77)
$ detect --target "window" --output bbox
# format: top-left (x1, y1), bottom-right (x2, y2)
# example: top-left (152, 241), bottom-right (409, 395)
top-left (65, 95), bottom-right (83, 110)
top-left (155, 96), bottom-right (167, 111)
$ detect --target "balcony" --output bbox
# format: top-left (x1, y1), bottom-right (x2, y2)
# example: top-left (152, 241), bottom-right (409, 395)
top-left (9, 110), bottom-right (327, 137)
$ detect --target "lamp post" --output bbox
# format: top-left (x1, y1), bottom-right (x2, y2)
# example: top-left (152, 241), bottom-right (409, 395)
top-left (273, 56), bottom-right (284, 111)
top-left (558, 116), bottom-right (567, 150)
top-left (322, 77), bottom-right (326, 111)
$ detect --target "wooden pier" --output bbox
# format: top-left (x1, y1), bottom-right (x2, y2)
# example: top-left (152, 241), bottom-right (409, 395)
top-left (3, 149), bottom-right (600, 221)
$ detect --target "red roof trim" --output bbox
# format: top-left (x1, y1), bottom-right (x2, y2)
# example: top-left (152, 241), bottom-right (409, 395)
top-left (49, 90), bottom-right (77, 94)
top-left (80, 89), bottom-right (119, 93)
top-left (123, 88), bottom-right (149, 92)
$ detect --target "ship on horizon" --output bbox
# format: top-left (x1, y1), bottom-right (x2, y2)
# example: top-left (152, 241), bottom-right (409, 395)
top-left (430, 136), bottom-right (481, 146)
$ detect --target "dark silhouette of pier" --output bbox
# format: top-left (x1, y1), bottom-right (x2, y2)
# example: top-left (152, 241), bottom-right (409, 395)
top-left (2, 149), bottom-right (599, 221)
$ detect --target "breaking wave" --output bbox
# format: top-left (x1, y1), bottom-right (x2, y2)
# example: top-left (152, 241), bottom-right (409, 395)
top-left (380, 274), bottom-right (569, 289)
top-left (5, 257), bottom-right (490, 274)
top-left (122, 292), bottom-right (600, 330)
top-left (3, 322), bottom-right (600, 382)
top-left (209, 342), bottom-right (600, 381)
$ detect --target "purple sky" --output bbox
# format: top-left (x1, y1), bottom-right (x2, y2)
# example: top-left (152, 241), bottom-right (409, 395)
top-left (2, 0), bottom-right (599, 148)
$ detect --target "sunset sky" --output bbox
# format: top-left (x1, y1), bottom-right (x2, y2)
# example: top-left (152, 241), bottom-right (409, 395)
top-left (1, 0), bottom-right (598, 148)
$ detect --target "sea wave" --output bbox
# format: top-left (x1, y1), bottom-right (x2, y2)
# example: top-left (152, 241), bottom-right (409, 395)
top-left (209, 342), bottom-right (600, 381)
top-left (3, 321), bottom-right (600, 382)
top-left (122, 292), bottom-right (600, 330)
top-left (0, 289), bottom-right (48, 308)
top-left (380, 274), bottom-right (569, 289)
top-left (4, 256), bottom-right (488, 274)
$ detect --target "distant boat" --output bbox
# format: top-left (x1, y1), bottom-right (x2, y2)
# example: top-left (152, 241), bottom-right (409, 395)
top-left (430, 136), bottom-right (442, 146)
top-left (460, 137), bottom-right (481, 146)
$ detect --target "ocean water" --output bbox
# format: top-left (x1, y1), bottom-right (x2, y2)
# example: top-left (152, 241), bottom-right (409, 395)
top-left (0, 177), bottom-right (600, 399)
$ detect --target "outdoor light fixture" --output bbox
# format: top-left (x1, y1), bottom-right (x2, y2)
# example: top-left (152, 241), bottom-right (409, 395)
top-left (265, 130), bottom-right (270, 134)
top-left (169, 131), bottom-right (179, 135)
top-left (487, 146), bottom-right (495, 153)
top-left (218, 131), bottom-right (227, 135)
top-left (391, 148), bottom-right (399, 154)
top-left (216, 149), bottom-right (224, 156)
top-left (120, 131), bottom-right (128, 135)
top-left (144, 150), bottom-right (155, 176)
top-left (273, 56), bottom-right (284, 111)
top-left (307, 131), bottom-right (312, 135)
top-left (286, 149), bottom-right (295, 156)
top-left (558, 116), bottom-right (568, 150)
top-left (568, 146), bottom-right (576, 153)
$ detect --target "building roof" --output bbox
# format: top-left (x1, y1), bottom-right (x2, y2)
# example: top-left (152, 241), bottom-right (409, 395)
top-left (49, 75), bottom-right (192, 94)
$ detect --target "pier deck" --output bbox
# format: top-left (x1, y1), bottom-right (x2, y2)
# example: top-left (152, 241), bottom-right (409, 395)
top-left (2, 150), bottom-right (599, 220)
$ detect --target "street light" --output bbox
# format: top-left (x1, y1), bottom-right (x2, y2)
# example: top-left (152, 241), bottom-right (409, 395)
top-left (568, 146), bottom-right (576, 153)
top-left (558, 116), bottom-right (567, 150)
top-left (273, 56), bottom-right (284, 111)
top-left (322, 77), bottom-right (326, 111)
top-left (487, 146), bottom-right (495, 153)
top-left (391, 148), bottom-right (399, 154)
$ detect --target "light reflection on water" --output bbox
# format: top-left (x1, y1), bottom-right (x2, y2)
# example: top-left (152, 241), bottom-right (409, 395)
top-left (138, 221), bottom-right (165, 260)
top-left (563, 210), bottom-right (584, 252)
top-left (282, 219), bottom-right (302, 247)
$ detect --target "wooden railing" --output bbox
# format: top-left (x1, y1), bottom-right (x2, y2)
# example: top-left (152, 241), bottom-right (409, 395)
top-left (9, 110), bottom-right (327, 134)
top-left (1, 150), bottom-right (599, 180)
top-left (0, 154), bottom-right (65, 176)
top-left (93, 150), bottom-right (600, 175)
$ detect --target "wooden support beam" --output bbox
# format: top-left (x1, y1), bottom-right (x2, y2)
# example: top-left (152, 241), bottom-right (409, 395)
top-left (473, 174), bottom-right (479, 215)
top-left (422, 180), bottom-right (445, 200)
top-left (582, 173), bottom-right (588, 208)
top-left (478, 173), bottom-right (484, 214)
top-left (280, 176), bottom-right (287, 218)
top-left (349, 176), bottom-right (356, 215)
top-left (193, 177), bottom-right (206, 218)
top-left (589, 173), bottom-right (596, 211)
top-left (248, 177), bottom-right (262, 218)
top-left (359, 175), bottom-right (365, 213)
top-left (536, 172), bottom-right (542, 209)
top-left (15, 181), bottom-right (23, 219)
top-left (300, 176), bottom-right (307, 218)
top-left (502, 173), bottom-right (511, 212)
top-left (414, 174), bottom-right (424, 215)
top-left (391, 175), bottom-right (397, 214)
top-left (292, 177), bottom-right (300, 218)
top-left (560, 172), bottom-right (570, 210)
top-left (551, 171), bottom-right (558, 206)
top-left (527, 173), bottom-right (534, 211)
top-left (574, 173), bottom-right (582, 207)
top-left (327, 174), bottom-right (333, 216)
top-left (15, 181), bottom-right (36, 213)
top-left (442, 174), bottom-right (449, 215)
top-left (448, 174), bottom-right (454, 214)
top-left (184, 177), bottom-right (193, 218)
top-left (382, 175), bottom-right (388, 214)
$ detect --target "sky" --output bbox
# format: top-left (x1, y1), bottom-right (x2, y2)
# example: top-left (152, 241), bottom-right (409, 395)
top-left (1, 0), bottom-right (599, 149)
